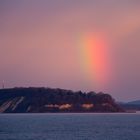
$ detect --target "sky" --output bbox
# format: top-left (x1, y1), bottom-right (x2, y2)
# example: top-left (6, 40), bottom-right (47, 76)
top-left (0, 0), bottom-right (140, 101)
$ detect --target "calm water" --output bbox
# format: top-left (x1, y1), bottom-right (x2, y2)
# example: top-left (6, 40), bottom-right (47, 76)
top-left (0, 113), bottom-right (140, 140)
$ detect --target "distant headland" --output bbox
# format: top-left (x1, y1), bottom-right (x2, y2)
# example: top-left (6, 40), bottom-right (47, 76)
top-left (0, 87), bottom-right (124, 113)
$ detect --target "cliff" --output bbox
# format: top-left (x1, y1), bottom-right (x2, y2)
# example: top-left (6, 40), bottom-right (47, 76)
top-left (0, 87), bottom-right (124, 113)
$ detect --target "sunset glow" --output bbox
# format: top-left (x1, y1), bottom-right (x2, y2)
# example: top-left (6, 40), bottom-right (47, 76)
top-left (1, 0), bottom-right (140, 100)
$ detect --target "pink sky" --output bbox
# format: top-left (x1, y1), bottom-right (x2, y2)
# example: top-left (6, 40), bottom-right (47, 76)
top-left (0, 0), bottom-right (140, 101)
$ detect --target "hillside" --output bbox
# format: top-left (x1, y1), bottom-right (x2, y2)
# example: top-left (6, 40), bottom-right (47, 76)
top-left (127, 100), bottom-right (140, 105)
top-left (0, 87), bottom-right (124, 113)
top-left (119, 100), bottom-right (140, 111)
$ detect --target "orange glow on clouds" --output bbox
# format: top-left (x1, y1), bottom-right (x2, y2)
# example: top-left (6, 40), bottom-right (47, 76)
top-left (79, 32), bottom-right (111, 88)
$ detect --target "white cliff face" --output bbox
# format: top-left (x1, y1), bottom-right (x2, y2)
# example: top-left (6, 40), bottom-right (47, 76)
top-left (82, 104), bottom-right (94, 109)
top-left (45, 104), bottom-right (72, 110)
top-left (12, 97), bottom-right (25, 111)
top-left (0, 97), bottom-right (24, 113)
top-left (0, 100), bottom-right (12, 113)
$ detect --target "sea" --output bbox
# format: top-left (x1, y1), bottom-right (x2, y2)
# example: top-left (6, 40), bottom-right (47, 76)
top-left (0, 113), bottom-right (140, 140)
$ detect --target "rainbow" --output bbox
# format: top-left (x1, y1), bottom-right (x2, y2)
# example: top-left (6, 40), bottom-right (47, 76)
top-left (78, 32), bottom-right (111, 88)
